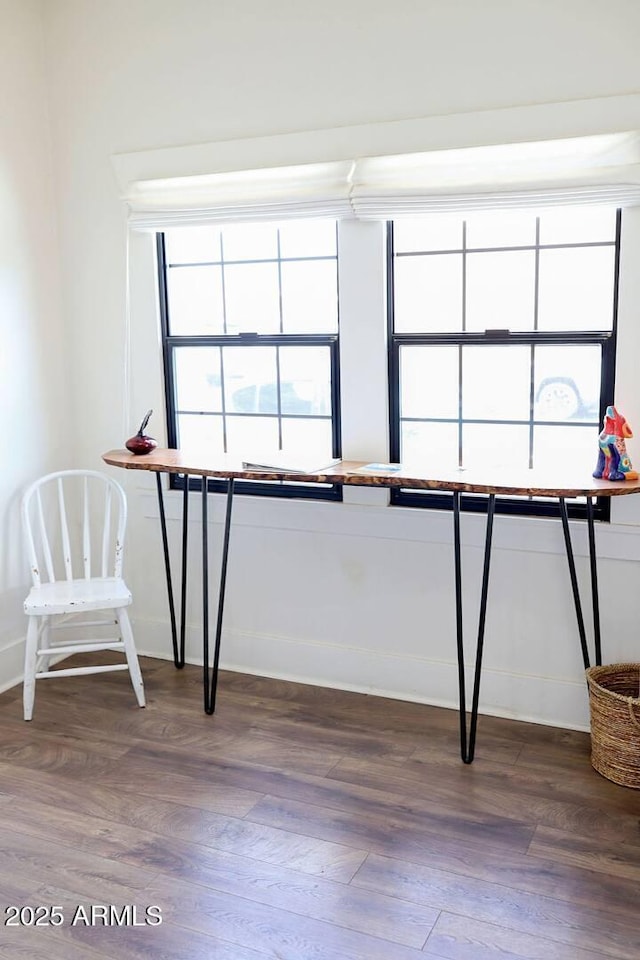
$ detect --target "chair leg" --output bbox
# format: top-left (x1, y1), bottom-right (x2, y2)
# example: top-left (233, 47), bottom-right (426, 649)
top-left (23, 618), bottom-right (39, 721)
top-left (40, 617), bottom-right (51, 672)
top-left (116, 607), bottom-right (145, 707)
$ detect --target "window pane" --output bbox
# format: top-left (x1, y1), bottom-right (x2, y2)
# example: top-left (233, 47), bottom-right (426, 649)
top-left (165, 226), bottom-right (221, 264)
top-left (281, 418), bottom-right (333, 457)
top-left (221, 222), bottom-right (279, 261)
top-left (166, 265), bottom-right (224, 335)
top-left (226, 416), bottom-right (279, 456)
top-left (177, 413), bottom-right (223, 450)
top-left (394, 216), bottom-right (463, 253)
top-left (534, 424), bottom-right (597, 472)
top-left (224, 262), bottom-right (280, 333)
top-left (394, 254), bottom-right (462, 332)
top-left (174, 347), bottom-right (222, 412)
top-left (462, 346), bottom-right (531, 421)
top-left (278, 220), bottom-right (337, 258)
top-left (534, 344), bottom-right (601, 422)
top-left (223, 347), bottom-right (278, 413)
top-left (279, 346), bottom-right (332, 416)
top-left (281, 260), bottom-right (338, 333)
top-left (401, 420), bottom-right (459, 467)
top-left (465, 210), bottom-right (537, 249)
top-left (539, 206), bottom-right (616, 245)
top-left (537, 247), bottom-right (615, 331)
top-left (463, 423), bottom-right (530, 470)
top-left (400, 345), bottom-right (459, 419)
top-left (466, 250), bottom-right (535, 331)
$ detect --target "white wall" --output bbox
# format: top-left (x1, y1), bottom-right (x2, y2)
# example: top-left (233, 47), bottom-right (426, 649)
top-left (0, 0), bottom-right (71, 690)
top-left (39, 0), bottom-right (640, 728)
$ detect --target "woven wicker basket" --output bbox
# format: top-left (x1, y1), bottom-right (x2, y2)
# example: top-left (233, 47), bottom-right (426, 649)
top-left (586, 663), bottom-right (640, 789)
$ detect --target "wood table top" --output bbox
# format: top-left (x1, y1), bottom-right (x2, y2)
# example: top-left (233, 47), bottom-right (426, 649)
top-left (103, 448), bottom-right (640, 499)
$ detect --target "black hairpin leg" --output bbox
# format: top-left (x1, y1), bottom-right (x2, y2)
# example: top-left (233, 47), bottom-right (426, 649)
top-left (178, 477), bottom-right (189, 667)
top-left (559, 497), bottom-right (591, 670)
top-left (586, 497), bottom-right (602, 666)
top-left (452, 492), bottom-right (467, 761)
top-left (155, 472), bottom-right (188, 669)
top-left (453, 492), bottom-right (496, 764)
top-left (202, 478), bottom-right (235, 715)
top-left (202, 479), bottom-right (210, 709)
top-left (156, 472), bottom-right (179, 667)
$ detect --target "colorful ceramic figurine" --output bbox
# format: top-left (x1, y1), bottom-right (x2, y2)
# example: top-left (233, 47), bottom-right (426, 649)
top-left (593, 405), bottom-right (638, 481)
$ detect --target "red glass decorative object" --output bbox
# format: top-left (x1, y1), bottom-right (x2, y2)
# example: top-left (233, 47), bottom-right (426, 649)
top-left (125, 409), bottom-right (158, 455)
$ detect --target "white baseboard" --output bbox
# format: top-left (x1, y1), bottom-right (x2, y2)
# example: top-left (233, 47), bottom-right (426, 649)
top-left (133, 617), bottom-right (591, 732)
top-left (1, 617), bottom-right (592, 732)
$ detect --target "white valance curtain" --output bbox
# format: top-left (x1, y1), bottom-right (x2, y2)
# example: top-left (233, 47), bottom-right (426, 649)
top-left (120, 131), bottom-right (640, 229)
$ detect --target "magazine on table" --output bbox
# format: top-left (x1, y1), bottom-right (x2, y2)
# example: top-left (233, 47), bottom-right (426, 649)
top-left (241, 454), bottom-right (342, 475)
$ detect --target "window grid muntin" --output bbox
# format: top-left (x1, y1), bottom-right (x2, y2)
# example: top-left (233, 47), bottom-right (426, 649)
top-left (388, 210), bottom-right (621, 519)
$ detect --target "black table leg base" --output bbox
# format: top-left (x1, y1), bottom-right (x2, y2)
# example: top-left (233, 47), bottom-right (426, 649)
top-left (159, 479), bottom-right (600, 736)
top-left (156, 471), bottom-right (235, 708)
top-left (203, 478), bottom-right (235, 715)
top-left (559, 497), bottom-right (591, 671)
top-left (453, 493), bottom-right (495, 765)
top-left (559, 496), bottom-right (602, 670)
top-left (586, 497), bottom-right (602, 667)
top-left (156, 472), bottom-right (181, 668)
top-left (178, 476), bottom-right (189, 667)
top-left (453, 493), bottom-right (603, 764)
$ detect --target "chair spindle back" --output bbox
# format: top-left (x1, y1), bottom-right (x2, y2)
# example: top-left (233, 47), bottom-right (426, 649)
top-left (22, 470), bottom-right (128, 587)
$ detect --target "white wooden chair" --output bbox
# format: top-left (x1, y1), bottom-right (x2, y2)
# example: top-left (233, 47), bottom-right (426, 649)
top-left (21, 469), bottom-right (145, 720)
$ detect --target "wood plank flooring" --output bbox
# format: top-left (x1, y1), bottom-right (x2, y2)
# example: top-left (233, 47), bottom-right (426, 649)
top-left (0, 654), bottom-right (638, 959)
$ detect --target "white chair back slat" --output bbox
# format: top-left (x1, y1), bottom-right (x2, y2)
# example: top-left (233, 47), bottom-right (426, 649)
top-left (83, 476), bottom-right (92, 579)
top-left (101, 486), bottom-right (112, 577)
top-left (114, 484), bottom-right (126, 578)
top-left (21, 502), bottom-right (40, 587)
top-left (36, 489), bottom-right (55, 584)
top-left (23, 491), bottom-right (45, 587)
top-left (22, 470), bottom-right (128, 586)
top-left (57, 478), bottom-right (73, 580)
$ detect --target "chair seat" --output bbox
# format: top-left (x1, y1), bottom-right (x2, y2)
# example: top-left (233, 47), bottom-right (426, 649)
top-left (24, 577), bottom-right (132, 616)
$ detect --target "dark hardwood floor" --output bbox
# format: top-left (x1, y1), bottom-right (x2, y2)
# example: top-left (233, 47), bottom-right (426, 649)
top-left (0, 654), bottom-right (638, 959)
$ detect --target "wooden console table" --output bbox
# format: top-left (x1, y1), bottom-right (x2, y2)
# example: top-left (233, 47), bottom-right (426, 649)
top-left (103, 448), bottom-right (640, 763)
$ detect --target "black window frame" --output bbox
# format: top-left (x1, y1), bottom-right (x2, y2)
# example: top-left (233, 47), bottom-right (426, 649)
top-left (387, 210), bottom-right (621, 520)
top-left (157, 231), bottom-right (343, 501)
